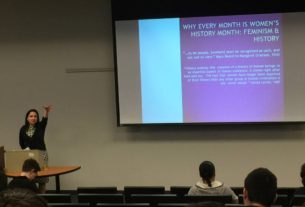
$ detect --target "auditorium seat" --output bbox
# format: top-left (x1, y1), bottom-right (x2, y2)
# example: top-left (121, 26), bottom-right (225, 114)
top-left (169, 186), bottom-right (191, 197)
top-left (231, 187), bottom-right (243, 196)
top-left (277, 187), bottom-right (296, 200)
top-left (38, 194), bottom-right (72, 203)
top-left (225, 204), bottom-right (248, 207)
top-left (238, 193), bottom-right (288, 206)
top-left (48, 203), bottom-right (90, 207)
top-left (274, 194), bottom-right (289, 206)
top-left (157, 203), bottom-right (188, 207)
top-left (289, 195), bottom-right (305, 206)
top-left (226, 205), bottom-right (282, 207)
top-left (124, 186), bottom-right (165, 202)
top-left (181, 195), bottom-right (232, 204)
top-left (127, 194), bottom-right (179, 206)
top-left (238, 194), bottom-right (243, 204)
top-left (78, 193), bottom-right (124, 206)
top-left (77, 187), bottom-right (118, 194)
top-left (128, 194), bottom-right (232, 205)
top-left (97, 203), bottom-right (150, 207)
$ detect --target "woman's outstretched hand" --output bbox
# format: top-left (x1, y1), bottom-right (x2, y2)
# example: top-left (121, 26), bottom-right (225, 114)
top-left (43, 105), bottom-right (52, 117)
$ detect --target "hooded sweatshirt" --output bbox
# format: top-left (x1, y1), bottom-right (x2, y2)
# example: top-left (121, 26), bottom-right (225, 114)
top-left (188, 180), bottom-right (238, 203)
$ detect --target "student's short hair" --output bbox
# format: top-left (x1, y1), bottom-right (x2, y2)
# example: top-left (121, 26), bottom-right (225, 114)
top-left (0, 188), bottom-right (47, 207)
top-left (22, 159), bottom-right (41, 173)
top-left (244, 168), bottom-right (277, 207)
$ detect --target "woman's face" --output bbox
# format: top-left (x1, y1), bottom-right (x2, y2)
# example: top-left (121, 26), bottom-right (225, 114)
top-left (27, 111), bottom-right (38, 125)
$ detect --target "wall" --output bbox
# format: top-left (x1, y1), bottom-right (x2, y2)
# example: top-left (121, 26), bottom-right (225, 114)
top-left (0, 0), bottom-right (305, 190)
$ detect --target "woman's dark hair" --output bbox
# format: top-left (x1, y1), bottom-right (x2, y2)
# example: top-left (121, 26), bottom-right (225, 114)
top-left (199, 161), bottom-right (215, 187)
top-left (24, 109), bottom-right (39, 127)
top-left (300, 163), bottom-right (305, 186)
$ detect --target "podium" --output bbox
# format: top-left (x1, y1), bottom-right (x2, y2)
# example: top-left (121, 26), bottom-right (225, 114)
top-left (5, 149), bottom-right (45, 171)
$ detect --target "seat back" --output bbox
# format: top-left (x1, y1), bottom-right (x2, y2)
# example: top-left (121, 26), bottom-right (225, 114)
top-left (290, 195), bottom-right (305, 206)
top-left (97, 203), bottom-right (150, 207)
top-left (48, 203), bottom-right (90, 207)
top-left (225, 205), bottom-right (282, 207)
top-left (181, 195), bottom-right (232, 204)
top-left (274, 194), bottom-right (289, 206)
top-left (38, 194), bottom-right (72, 203)
top-left (169, 186), bottom-right (191, 198)
top-left (128, 194), bottom-right (179, 206)
top-left (238, 194), bottom-right (243, 204)
top-left (78, 193), bottom-right (124, 205)
top-left (225, 204), bottom-right (249, 207)
top-left (124, 186), bottom-right (165, 202)
top-left (157, 203), bottom-right (189, 207)
top-left (231, 187), bottom-right (243, 196)
top-left (277, 188), bottom-right (296, 201)
top-left (77, 187), bottom-right (118, 194)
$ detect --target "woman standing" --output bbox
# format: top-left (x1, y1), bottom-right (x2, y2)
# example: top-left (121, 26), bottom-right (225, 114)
top-left (19, 105), bottom-right (52, 193)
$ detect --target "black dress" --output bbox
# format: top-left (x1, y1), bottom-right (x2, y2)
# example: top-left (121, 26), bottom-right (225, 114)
top-left (19, 117), bottom-right (48, 151)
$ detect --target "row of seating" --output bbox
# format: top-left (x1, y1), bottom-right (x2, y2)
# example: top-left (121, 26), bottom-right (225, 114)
top-left (38, 186), bottom-right (303, 207)
top-left (75, 186), bottom-right (297, 198)
top-left (238, 194), bottom-right (305, 206)
top-left (47, 203), bottom-right (303, 207)
top-left (41, 194), bottom-right (232, 204)
top-left (39, 193), bottom-right (305, 207)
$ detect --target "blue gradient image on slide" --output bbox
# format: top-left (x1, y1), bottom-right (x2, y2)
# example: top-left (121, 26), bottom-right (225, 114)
top-left (139, 18), bottom-right (183, 123)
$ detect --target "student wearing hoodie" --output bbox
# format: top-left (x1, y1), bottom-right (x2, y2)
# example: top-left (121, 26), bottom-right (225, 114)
top-left (188, 160), bottom-right (238, 204)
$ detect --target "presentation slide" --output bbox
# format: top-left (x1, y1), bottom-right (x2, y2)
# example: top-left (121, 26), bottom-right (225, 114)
top-left (180, 14), bottom-right (282, 122)
top-left (115, 12), bottom-right (305, 125)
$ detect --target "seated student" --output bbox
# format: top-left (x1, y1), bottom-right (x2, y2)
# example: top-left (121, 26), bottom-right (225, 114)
top-left (188, 161), bottom-right (238, 203)
top-left (0, 170), bottom-right (7, 192)
top-left (243, 168), bottom-right (277, 207)
top-left (8, 159), bottom-right (41, 193)
top-left (289, 163), bottom-right (305, 206)
top-left (0, 188), bottom-right (47, 207)
top-left (293, 163), bottom-right (305, 195)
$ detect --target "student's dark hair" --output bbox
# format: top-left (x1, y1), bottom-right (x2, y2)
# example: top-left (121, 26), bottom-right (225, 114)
top-left (244, 168), bottom-right (277, 207)
top-left (199, 161), bottom-right (215, 187)
top-left (300, 163), bottom-right (305, 186)
top-left (22, 159), bottom-right (40, 173)
top-left (24, 109), bottom-right (39, 127)
top-left (0, 188), bottom-right (47, 207)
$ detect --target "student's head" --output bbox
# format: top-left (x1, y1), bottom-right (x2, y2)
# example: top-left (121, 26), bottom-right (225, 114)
top-left (22, 159), bottom-right (40, 181)
top-left (199, 161), bottom-right (215, 187)
top-left (300, 163), bottom-right (305, 187)
top-left (25, 109), bottom-right (39, 126)
top-left (0, 188), bottom-right (47, 207)
top-left (243, 168), bottom-right (277, 207)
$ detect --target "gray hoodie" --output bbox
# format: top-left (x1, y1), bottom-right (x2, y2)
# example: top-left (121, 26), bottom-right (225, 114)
top-left (188, 180), bottom-right (239, 203)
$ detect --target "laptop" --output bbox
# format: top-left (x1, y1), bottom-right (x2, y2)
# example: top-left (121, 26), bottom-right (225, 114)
top-left (5, 149), bottom-right (45, 171)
